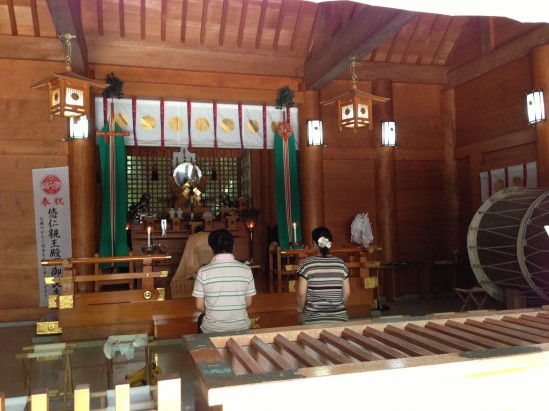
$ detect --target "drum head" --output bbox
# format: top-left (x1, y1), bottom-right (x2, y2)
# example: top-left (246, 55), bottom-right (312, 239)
top-left (468, 187), bottom-right (549, 303)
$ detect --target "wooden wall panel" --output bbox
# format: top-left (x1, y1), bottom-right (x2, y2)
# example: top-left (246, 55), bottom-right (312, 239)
top-left (0, 100), bottom-right (69, 139)
top-left (323, 159), bottom-right (376, 246)
top-left (0, 60), bottom-right (66, 101)
top-left (395, 160), bottom-right (445, 262)
top-left (481, 143), bottom-right (536, 171)
top-left (396, 190), bottom-right (445, 262)
top-left (455, 57), bottom-right (532, 145)
top-left (0, 155), bottom-right (67, 191)
top-left (393, 83), bottom-right (444, 150)
top-left (92, 65), bottom-right (303, 104)
top-left (0, 60), bottom-right (70, 320)
top-left (0, 268), bottom-right (40, 308)
top-left (395, 160), bottom-right (445, 191)
top-left (0, 192), bottom-right (35, 231)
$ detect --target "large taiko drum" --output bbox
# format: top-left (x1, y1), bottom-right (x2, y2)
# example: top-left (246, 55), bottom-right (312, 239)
top-left (468, 187), bottom-right (549, 303)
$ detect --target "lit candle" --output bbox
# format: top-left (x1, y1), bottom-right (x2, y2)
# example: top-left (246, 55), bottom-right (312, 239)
top-left (292, 222), bottom-right (297, 243)
top-left (147, 226), bottom-right (151, 248)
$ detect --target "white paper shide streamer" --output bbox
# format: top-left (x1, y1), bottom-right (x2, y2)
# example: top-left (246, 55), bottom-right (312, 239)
top-left (351, 213), bottom-right (374, 247)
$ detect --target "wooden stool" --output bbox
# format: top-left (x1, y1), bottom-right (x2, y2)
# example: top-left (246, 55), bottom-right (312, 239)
top-left (16, 343), bottom-right (74, 408)
top-left (453, 286), bottom-right (488, 311)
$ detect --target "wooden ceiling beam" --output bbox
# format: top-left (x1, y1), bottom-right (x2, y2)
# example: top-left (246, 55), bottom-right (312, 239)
top-left (46, 0), bottom-right (88, 75)
top-left (304, 6), bottom-right (418, 90)
top-left (96, 0), bottom-right (104, 36)
top-left (181, 0), bottom-right (188, 43)
top-left (30, 0), bottom-right (40, 37)
top-left (447, 25), bottom-right (549, 88)
top-left (6, 0), bottom-right (17, 35)
top-left (256, 0), bottom-right (268, 49)
top-left (120, 0), bottom-right (126, 38)
top-left (219, 0), bottom-right (229, 46)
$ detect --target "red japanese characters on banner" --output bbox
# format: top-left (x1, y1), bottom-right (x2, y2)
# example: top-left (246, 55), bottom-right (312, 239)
top-left (32, 167), bottom-right (73, 307)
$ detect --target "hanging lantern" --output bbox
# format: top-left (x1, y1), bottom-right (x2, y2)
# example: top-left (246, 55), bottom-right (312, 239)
top-left (31, 33), bottom-right (106, 118)
top-left (322, 57), bottom-right (389, 132)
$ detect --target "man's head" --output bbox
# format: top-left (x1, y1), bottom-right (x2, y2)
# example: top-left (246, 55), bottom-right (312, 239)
top-left (208, 229), bottom-right (234, 255)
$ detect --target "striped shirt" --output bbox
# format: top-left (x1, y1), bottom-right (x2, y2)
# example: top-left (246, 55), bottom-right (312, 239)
top-left (193, 253), bottom-right (256, 333)
top-left (296, 255), bottom-right (349, 324)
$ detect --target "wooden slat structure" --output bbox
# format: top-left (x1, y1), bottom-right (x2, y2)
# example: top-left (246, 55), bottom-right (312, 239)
top-left (183, 308), bottom-right (549, 410)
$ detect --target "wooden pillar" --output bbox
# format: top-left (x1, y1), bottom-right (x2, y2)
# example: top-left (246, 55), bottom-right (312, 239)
top-left (441, 89), bottom-right (460, 259)
top-left (373, 79), bottom-right (397, 263)
top-left (68, 130), bottom-right (96, 291)
top-left (469, 152), bottom-right (482, 215)
top-left (299, 90), bottom-right (324, 248)
top-left (533, 45), bottom-right (549, 187)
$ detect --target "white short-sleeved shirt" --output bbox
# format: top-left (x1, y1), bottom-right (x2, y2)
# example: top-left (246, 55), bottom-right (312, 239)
top-left (193, 253), bottom-right (256, 333)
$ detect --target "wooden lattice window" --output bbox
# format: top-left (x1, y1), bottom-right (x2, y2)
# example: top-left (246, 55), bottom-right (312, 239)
top-left (126, 147), bottom-right (241, 217)
top-left (126, 148), bottom-right (176, 215)
top-left (193, 149), bottom-right (241, 216)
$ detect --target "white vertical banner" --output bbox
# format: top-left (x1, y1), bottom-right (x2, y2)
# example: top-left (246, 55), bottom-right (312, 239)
top-left (32, 167), bottom-right (72, 307)
top-left (216, 103), bottom-right (241, 148)
top-left (136, 99), bottom-right (162, 146)
top-left (95, 97), bottom-right (300, 149)
top-left (190, 102), bottom-right (215, 147)
top-left (164, 101), bottom-right (189, 147)
top-left (242, 105), bottom-right (265, 148)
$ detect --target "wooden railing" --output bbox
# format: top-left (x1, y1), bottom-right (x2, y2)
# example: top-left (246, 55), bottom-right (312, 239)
top-left (41, 255), bottom-right (172, 308)
top-left (0, 375), bottom-right (181, 411)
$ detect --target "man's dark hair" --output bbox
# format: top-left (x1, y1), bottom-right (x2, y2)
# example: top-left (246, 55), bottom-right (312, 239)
top-left (208, 229), bottom-right (234, 254)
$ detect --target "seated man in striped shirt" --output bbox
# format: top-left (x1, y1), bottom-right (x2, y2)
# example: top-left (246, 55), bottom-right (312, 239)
top-left (192, 229), bottom-right (256, 333)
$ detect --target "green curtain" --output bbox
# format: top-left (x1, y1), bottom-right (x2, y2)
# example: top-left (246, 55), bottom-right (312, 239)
top-left (98, 122), bottom-right (129, 266)
top-left (274, 130), bottom-right (302, 249)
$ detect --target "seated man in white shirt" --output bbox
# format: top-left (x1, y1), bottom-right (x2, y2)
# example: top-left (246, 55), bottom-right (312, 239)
top-left (192, 229), bottom-right (256, 333)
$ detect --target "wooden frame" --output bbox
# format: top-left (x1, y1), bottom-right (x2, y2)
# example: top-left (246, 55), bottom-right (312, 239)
top-left (182, 307), bottom-right (549, 410)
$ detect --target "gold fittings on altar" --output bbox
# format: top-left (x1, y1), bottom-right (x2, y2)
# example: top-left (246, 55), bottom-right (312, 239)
top-left (48, 295), bottom-right (58, 308)
top-left (37, 321), bottom-right (61, 335)
top-left (59, 295), bottom-right (74, 309)
top-left (363, 277), bottom-right (379, 289)
top-left (144, 290), bottom-right (152, 300)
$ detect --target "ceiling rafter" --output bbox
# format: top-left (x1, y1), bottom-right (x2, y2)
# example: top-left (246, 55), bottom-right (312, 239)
top-left (256, 0), bottom-right (268, 49)
top-left (181, 0), bottom-right (188, 43)
top-left (290, 1), bottom-right (305, 51)
top-left (219, 0), bottom-right (229, 46)
top-left (140, 0), bottom-right (146, 39)
top-left (237, 0), bottom-right (249, 48)
top-left (200, 0), bottom-right (210, 45)
top-left (120, 0), bottom-right (125, 37)
top-left (96, 0), bottom-right (104, 35)
top-left (415, 14), bottom-right (438, 65)
top-left (430, 18), bottom-right (462, 66)
top-left (161, 0), bottom-right (168, 41)
top-left (273, 0), bottom-right (286, 50)
top-left (304, 7), bottom-right (418, 90)
top-left (6, 0), bottom-right (17, 35)
top-left (30, 0), bottom-right (40, 37)
top-left (400, 17), bottom-right (421, 63)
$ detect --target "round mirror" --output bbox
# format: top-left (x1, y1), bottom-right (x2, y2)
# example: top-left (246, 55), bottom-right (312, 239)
top-left (172, 162), bottom-right (202, 187)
